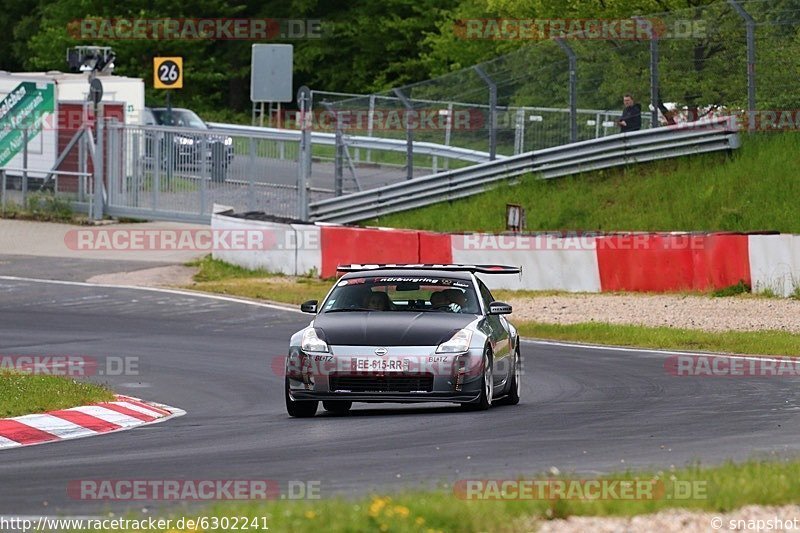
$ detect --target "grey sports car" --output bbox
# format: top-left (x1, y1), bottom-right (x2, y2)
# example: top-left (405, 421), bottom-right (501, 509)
top-left (285, 264), bottom-right (522, 417)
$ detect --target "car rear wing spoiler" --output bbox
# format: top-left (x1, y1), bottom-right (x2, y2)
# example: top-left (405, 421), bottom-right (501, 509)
top-left (336, 264), bottom-right (522, 274)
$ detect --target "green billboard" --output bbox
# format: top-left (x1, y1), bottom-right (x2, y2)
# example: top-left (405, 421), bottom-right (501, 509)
top-left (0, 81), bottom-right (56, 167)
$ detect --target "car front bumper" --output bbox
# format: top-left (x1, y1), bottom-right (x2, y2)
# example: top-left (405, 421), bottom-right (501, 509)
top-left (285, 345), bottom-right (485, 403)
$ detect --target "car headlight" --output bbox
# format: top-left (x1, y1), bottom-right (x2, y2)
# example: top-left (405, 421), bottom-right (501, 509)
top-left (177, 137), bottom-right (194, 145)
top-left (301, 328), bottom-right (329, 353)
top-left (224, 137), bottom-right (233, 146)
top-left (436, 328), bottom-right (473, 353)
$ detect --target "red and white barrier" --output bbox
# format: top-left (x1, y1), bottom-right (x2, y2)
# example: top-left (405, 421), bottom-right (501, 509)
top-left (211, 212), bottom-right (800, 296)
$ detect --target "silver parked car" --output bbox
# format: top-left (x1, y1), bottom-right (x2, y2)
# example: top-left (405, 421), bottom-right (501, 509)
top-left (285, 264), bottom-right (522, 417)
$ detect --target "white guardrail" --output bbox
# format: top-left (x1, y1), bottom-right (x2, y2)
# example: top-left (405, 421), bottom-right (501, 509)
top-left (308, 118), bottom-right (741, 224)
top-left (206, 122), bottom-right (499, 163)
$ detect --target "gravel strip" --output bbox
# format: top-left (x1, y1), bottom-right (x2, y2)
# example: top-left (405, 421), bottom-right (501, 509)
top-left (507, 293), bottom-right (800, 333)
top-left (518, 504), bottom-right (800, 532)
top-left (86, 265), bottom-right (198, 287)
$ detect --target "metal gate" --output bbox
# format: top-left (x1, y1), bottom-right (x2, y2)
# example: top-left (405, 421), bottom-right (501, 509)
top-left (103, 121), bottom-right (305, 223)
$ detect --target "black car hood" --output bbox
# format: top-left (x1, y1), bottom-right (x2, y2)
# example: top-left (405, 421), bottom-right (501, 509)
top-left (313, 312), bottom-right (476, 346)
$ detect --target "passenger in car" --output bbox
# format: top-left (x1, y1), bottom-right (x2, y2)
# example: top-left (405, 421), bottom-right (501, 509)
top-left (364, 291), bottom-right (392, 311)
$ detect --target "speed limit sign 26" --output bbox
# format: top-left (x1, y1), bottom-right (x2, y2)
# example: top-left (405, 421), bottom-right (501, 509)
top-left (154, 57), bottom-right (183, 89)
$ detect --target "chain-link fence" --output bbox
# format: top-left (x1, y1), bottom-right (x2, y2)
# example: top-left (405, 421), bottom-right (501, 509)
top-left (311, 0), bottom-right (799, 188)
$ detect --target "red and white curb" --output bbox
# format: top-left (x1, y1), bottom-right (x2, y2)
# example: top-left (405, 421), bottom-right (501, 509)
top-left (0, 395), bottom-right (185, 450)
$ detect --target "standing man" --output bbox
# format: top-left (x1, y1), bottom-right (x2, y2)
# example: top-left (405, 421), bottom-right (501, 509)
top-left (617, 94), bottom-right (642, 133)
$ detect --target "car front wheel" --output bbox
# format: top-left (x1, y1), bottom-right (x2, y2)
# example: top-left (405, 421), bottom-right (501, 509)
top-left (462, 348), bottom-right (492, 411)
top-left (495, 347), bottom-right (521, 406)
top-left (285, 378), bottom-right (318, 418)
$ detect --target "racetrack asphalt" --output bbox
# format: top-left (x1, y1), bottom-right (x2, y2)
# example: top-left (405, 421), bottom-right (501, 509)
top-left (2, 275), bottom-right (800, 517)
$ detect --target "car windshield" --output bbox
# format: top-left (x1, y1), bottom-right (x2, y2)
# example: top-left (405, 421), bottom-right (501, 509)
top-left (152, 109), bottom-right (207, 129)
top-left (322, 275), bottom-right (480, 314)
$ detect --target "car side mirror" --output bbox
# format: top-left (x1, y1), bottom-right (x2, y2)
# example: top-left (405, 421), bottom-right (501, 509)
top-left (488, 301), bottom-right (512, 315)
top-left (300, 300), bottom-right (318, 313)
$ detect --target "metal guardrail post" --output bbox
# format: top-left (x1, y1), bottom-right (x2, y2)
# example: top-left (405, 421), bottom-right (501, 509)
top-left (474, 66), bottom-right (497, 160)
top-left (729, 0), bottom-right (756, 132)
top-left (393, 88), bottom-right (415, 181)
top-left (297, 86), bottom-right (311, 221)
top-left (555, 38), bottom-right (578, 143)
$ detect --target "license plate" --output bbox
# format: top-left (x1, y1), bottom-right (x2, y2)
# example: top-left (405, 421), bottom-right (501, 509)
top-left (353, 358), bottom-right (409, 372)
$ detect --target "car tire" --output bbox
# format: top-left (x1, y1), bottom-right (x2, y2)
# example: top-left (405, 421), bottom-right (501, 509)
top-left (462, 348), bottom-right (492, 411)
top-left (322, 400), bottom-right (352, 414)
top-left (495, 347), bottom-right (521, 406)
top-left (285, 377), bottom-right (318, 418)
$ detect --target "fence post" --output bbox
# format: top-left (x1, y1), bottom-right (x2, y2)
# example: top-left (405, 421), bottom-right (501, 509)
top-left (322, 101), bottom-right (344, 196)
top-left (555, 38), bottom-right (578, 143)
top-left (1, 170), bottom-right (6, 214)
top-left (366, 94), bottom-right (375, 163)
top-left (199, 136), bottom-right (208, 217)
top-left (248, 137), bottom-right (256, 211)
top-left (393, 88), bottom-right (414, 180)
top-left (296, 86), bottom-right (311, 221)
top-left (93, 106), bottom-right (104, 221)
top-left (729, 0), bottom-right (756, 132)
top-left (514, 108), bottom-right (525, 154)
top-left (649, 25), bottom-right (660, 128)
top-left (443, 102), bottom-right (453, 170)
top-left (153, 130), bottom-right (161, 212)
top-left (474, 66), bottom-right (497, 160)
top-left (22, 128), bottom-right (28, 207)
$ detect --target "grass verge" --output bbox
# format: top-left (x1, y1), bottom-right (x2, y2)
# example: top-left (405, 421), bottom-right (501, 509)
top-left (364, 133), bottom-right (800, 233)
top-left (186, 256), bottom-right (329, 305)
top-left (88, 459), bottom-right (800, 532)
top-left (0, 371), bottom-right (114, 418)
top-left (517, 322), bottom-right (800, 357)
